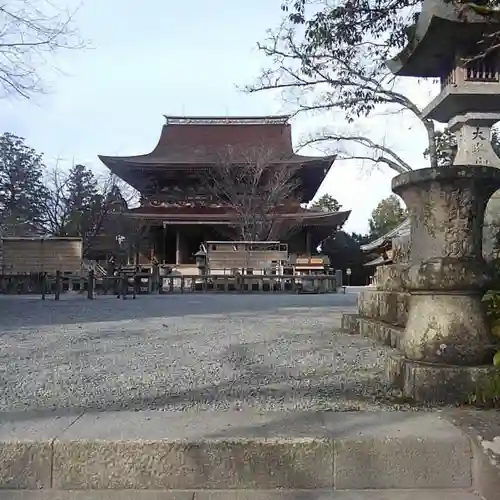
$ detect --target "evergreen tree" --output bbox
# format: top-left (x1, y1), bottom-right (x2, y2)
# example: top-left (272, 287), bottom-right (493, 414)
top-left (311, 194), bottom-right (342, 212)
top-left (0, 133), bottom-right (48, 234)
top-left (368, 195), bottom-right (406, 240)
top-left (62, 164), bottom-right (101, 239)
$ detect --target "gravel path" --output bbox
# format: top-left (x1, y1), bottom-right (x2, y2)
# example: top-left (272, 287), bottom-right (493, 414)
top-left (0, 292), bottom-right (408, 414)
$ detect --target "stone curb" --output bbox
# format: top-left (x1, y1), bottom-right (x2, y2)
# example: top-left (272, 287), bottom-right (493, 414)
top-left (0, 411), bottom-right (473, 490)
top-left (0, 489), bottom-right (482, 499)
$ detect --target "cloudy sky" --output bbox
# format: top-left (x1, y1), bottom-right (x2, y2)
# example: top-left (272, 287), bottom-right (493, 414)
top-left (0, 0), bottom-right (438, 233)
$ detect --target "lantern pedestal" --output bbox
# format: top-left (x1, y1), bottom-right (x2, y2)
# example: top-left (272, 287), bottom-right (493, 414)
top-left (386, 166), bottom-right (500, 402)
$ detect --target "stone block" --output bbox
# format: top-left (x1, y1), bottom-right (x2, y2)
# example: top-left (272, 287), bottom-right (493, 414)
top-left (385, 355), bottom-right (498, 404)
top-left (0, 414), bottom-right (80, 489)
top-left (443, 409), bottom-right (500, 500)
top-left (384, 352), bottom-right (405, 388)
top-left (194, 492), bottom-right (481, 500)
top-left (374, 265), bottom-right (408, 292)
top-left (329, 412), bottom-right (472, 490)
top-left (358, 290), bottom-right (409, 327)
top-left (53, 440), bottom-right (333, 490)
top-left (0, 491), bottom-right (484, 500)
top-left (52, 411), bottom-right (333, 490)
top-left (358, 318), bottom-right (404, 349)
top-left (0, 493), bottom-right (194, 499)
top-left (341, 313), bottom-right (359, 334)
top-left (0, 443), bottom-right (52, 489)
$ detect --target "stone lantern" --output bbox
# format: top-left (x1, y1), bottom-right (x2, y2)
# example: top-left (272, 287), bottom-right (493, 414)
top-left (385, 0), bottom-right (500, 402)
top-left (195, 247), bottom-right (207, 276)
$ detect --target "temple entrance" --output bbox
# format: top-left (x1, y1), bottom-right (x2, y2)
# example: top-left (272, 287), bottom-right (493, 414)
top-left (158, 224), bottom-right (228, 265)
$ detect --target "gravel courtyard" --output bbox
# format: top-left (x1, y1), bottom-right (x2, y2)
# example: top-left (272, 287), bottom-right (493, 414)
top-left (0, 292), bottom-right (401, 414)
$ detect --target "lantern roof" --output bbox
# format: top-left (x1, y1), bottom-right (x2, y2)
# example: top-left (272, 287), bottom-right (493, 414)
top-left (387, 0), bottom-right (500, 77)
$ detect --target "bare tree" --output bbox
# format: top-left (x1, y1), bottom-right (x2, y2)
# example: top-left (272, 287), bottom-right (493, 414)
top-left (40, 163), bottom-right (70, 235)
top-left (205, 145), bottom-right (302, 241)
top-left (41, 164), bottom-right (139, 258)
top-left (0, 0), bottom-right (84, 99)
top-left (246, 0), bottom-right (439, 175)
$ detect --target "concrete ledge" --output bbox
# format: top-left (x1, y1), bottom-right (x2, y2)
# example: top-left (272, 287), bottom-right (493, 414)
top-left (0, 411), bottom-right (474, 491)
top-left (358, 290), bottom-right (409, 327)
top-left (359, 318), bottom-right (404, 349)
top-left (340, 313), bottom-right (359, 334)
top-left (0, 489), bottom-right (482, 499)
top-left (385, 355), bottom-right (497, 404)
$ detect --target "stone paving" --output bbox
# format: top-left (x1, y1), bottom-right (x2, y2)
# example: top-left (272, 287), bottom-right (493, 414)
top-left (0, 292), bottom-right (406, 414)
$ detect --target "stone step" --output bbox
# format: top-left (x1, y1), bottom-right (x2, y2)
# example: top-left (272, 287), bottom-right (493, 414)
top-left (0, 489), bottom-right (482, 499)
top-left (358, 317), bottom-right (404, 349)
top-left (340, 313), bottom-right (359, 333)
top-left (0, 411), bottom-right (476, 491)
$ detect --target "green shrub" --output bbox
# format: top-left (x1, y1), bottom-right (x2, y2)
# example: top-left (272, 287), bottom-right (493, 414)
top-left (468, 290), bottom-right (500, 407)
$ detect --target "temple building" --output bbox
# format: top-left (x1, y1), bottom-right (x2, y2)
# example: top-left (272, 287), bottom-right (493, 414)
top-left (360, 219), bottom-right (410, 268)
top-left (99, 115), bottom-right (350, 271)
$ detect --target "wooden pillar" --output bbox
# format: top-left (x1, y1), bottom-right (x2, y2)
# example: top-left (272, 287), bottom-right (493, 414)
top-left (162, 224), bottom-right (166, 264)
top-left (305, 228), bottom-right (311, 255)
top-left (175, 228), bottom-right (181, 265)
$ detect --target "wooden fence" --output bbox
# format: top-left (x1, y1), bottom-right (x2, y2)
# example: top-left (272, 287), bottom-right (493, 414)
top-left (0, 272), bottom-right (338, 299)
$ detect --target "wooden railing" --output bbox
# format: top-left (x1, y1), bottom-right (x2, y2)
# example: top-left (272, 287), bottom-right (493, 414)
top-left (156, 274), bottom-right (337, 294)
top-left (0, 272), bottom-right (338, 299)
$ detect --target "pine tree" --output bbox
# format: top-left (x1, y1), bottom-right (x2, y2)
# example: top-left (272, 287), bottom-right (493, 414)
top-left (63, 164), bottom-right (101, 238)
top-left (0, 133), bottom-right (48, 234)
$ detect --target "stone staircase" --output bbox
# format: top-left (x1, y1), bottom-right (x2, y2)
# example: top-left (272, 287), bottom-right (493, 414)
top-left (0, 410), bottom-right (496, 499)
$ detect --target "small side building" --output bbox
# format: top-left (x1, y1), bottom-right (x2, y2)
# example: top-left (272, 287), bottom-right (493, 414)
top-left (0, 237), bottom-right (83, 275)
top-left (360, 220), bottom-right (410, 285)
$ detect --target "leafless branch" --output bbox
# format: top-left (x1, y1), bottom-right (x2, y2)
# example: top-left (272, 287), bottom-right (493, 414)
top-left (246, 16), bottom-right (439, 174)
top-left (0, 0), bottom-right (85, 99)
top-left (203, 145), bottom-right (303, 241)
top-left (299, 133), bottom-right (413, 174)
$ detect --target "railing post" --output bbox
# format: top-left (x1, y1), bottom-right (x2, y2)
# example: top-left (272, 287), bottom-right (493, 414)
top-left (132, 272), bottom-right (137, 299)
top-left (55, 270), bottom-right (61, 300)
top-left (41, 272), bottom-right (47, 300)
top-left (121, 273), bottom-right (127, 299)
top-left (87, 270), bottom-right (94, 300)
top-left (151, 263), bottom-right (159, 293)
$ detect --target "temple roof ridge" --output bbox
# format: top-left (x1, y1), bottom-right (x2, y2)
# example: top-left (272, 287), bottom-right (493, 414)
top-left (163, 115), bottom-right (291, 126)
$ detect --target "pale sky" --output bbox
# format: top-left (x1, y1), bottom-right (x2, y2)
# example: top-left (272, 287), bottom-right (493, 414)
top-left (0, 0), bottom-right (439, 234)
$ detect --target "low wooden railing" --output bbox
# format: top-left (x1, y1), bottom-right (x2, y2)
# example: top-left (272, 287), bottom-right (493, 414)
top-left (157, 274), bottom-right (337, 294)
top-left (0, 272), bottom-right (338, 299)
